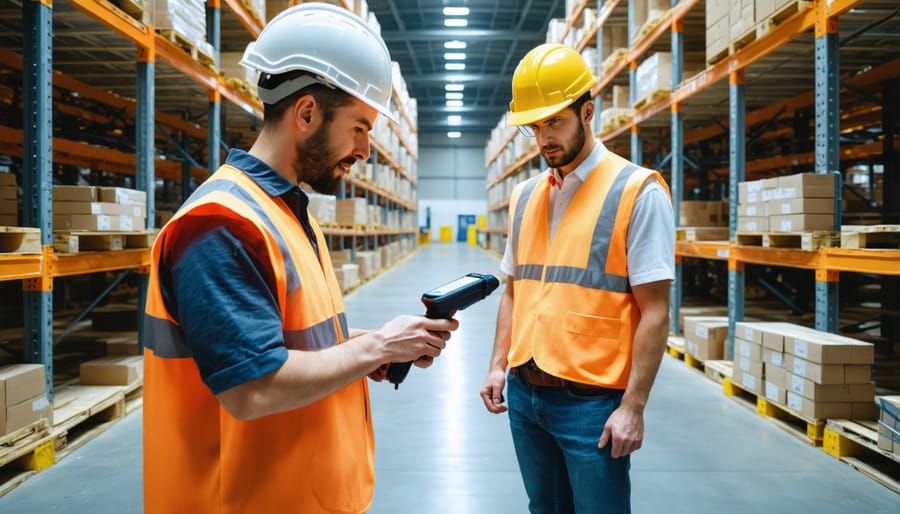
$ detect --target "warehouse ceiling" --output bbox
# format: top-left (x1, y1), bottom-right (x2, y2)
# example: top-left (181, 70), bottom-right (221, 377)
top-left (364, 0), bottom-right (565, 136)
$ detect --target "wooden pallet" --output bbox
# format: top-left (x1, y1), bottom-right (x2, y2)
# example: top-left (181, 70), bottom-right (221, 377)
top-left (51, 384), bottom-right (127, 459)
top-left (824, 419), bottom-right (900, 493)
top-left (734, 230), bottom-right (838, 250)
top-left (704, 360), bottom-right (733, 385)
top-left (666, 335), bottom-right (685, 360)
top-left (52, 230), bottom-right (156, 253)
top-left (0, 226), bottom-right (41, 254)
top-left (158, 29), bottom-right (215, 68)
top-left (113, 0), bottom-right (150, 25)
top-left (0, 418), bottom-right (55, 496)
top-left (601, 48), bottom-right (628, 74)
top-left (676, 226), bottom-right (729, 242)
top-left (631, 9), bottom-right (668, 45)
top-left (724, 375), bottom-right (825, 446)
top-left (841, 225), bottom-right (900, 249)
top-left (633, 89), bottom-right (670, 111)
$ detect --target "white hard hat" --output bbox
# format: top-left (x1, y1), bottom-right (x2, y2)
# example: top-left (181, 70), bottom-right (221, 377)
top-left (241, 3), bottom-right (396, 122)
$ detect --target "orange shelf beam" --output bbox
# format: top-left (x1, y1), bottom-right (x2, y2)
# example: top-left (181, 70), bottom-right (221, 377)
top-left (576, 0), bottom-right (622, 51)
top-left (52, 249), bottom-right (151, 277)
top-left (676, 241), bottom-right (731, 261)
top-left (223, 0), bottom-right (263, 38)
top-left (67, 0), bottom-right (152, 49)
top-left (0, 254), bottom-right (43, 282)
top-left (823, 249), bottom-right (900, 275)
top-left (559, 0), bottom-right (590, 44)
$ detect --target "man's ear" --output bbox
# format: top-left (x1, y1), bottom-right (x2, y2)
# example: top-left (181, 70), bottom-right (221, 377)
top-left (583, 100), bottom-right (594, 123)
top-left (294, 96), bottom-right (315, 129)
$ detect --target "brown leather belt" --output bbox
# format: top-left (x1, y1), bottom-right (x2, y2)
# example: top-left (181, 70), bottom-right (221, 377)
top-left (511, 360), bottom-right (615, 395)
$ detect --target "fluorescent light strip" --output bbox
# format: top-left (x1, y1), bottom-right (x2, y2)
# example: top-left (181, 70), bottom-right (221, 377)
top-left (445, 92), bottom-right (463, 100)
top-left (444, 40), bottom-right (467, 50)
top-left (444, 53), bottom-right (466, 61)
top-left (447, 131), bottom-right (462, 138)
top-left (445, 100), bottom-right (463, 107)
top-left (445, 63), bottom-right (465, 71)
top-left (444, 18), bottom-right (468, 27)
top-left (443, 7), bottom-right (469, 15)
top-left (445, 84), bottom-right (465, 92)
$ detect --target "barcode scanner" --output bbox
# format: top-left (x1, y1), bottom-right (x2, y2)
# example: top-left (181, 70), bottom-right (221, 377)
top-left (386, 273), bottom-right (500, 389)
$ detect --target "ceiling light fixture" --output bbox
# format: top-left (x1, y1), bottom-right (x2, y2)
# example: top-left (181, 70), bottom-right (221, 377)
top-left (444, 41), bottom-right (467, 50)
top-left (445, 84), bottom-right (465, 92)
top-left (446, 100), bottom-right (463, 108)
top-left (443, 7), bottom-right (470, 16)
top-left (444, 18), bottom-right (468, 27)
top-left (447, 131), bottom-right (462, 138)
top-left (445, 63), bottom-right (465, 71)
top-left (445, 92), bottom-right (463, 100)
top-left (448, 115), bottom-right (462, 125)
top-left (444, 52), bottom-right (466, 60)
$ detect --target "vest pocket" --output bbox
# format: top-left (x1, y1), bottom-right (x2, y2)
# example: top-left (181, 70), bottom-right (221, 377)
top-left (563, 311), bottom-right (622, 338)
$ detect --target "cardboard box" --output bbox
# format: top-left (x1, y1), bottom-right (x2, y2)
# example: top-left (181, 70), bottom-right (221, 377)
top-left (776, 173), bottom-right (836, 197)
top-left (737, 202), bottom-right (766, 217)
top-left (0, 172), bottom-right (16, 186)
top-left (52, 201), bottom-right (123, 216)
top-left (705, 16), bottom-right (729, 63)
top-left (765, 363), bottom-right (787, 388)
top-left (735, 321), bottom-right (797, 346)
top-left (308, 194), bottom-right (337, 225)
top-left (635, 52), bottom-right (672, 103)
top-left (53, 214), bottom-right (119, 231)
top-left (330, 249), bottom-right (353, 267)
top-left (733, 352), bottom-right (763, 377)
top-left (787, 372), bottom-right (875, 402)
top-left (729, 0), bottom-right (756, 41)
top-left (783, 328), bottom-right (874, 364)
top-left (764, 377), bottom-right (786, 405)
top-left (735, 338), bottom-right (763, 362)
top-left (769, 214), bottom-right (835, 232)
top-left (766, 198), bottom-right (835, 216)
top-left (783, 354), bottom-right (845, 384)
top-left (0, 185), bottom-right (16, 200)
top-left (0, 214), bottom-right (17, 226)
top-left (732, 367), bottom-right (763, 396)
top-left (601, 23), bottom-right (628, 61)
top-left (680, 201), bottom-right (727, 227)
top-left (0, 200), bottom-right (16, 214)
top-left (99, 187), bottom-right (147, 206)
top-left (755, 0), bottom-right (775, 21)
top-left (1, 394), bottom-right (52, 435)
top-left (612, 85), bottom-right (629, 109)
top-left (786, 391), bottom-right (852, 419)
top-left (764, 348), bottom-right (785, 368)
top-left (684, 317), bottom-right (729, 361)
top-left (336, 198), bottom-right (368, 226)
top-left (737, 216), bottom-right (767, 232)
top-left (79, 356), bottom-right (143, 386)
top-left (0, 364), bottom-right (46, 411)
top-left (53, 185), bottom-right (97, 202)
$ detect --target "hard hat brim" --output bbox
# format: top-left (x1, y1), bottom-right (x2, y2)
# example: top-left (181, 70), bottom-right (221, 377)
top-left (506, 100), bottom-right (574, 127)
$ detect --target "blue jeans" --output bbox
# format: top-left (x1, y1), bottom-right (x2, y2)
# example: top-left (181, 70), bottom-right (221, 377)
top-left (507, 371), bottom-right (630, 514)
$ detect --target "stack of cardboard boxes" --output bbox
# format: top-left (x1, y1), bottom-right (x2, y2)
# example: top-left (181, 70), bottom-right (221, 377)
top-left (0, 172), bottom-right (16, 226)
top-left (683, 316), bottom-right (729, 362)
top-left (0, 364), bottom-right (52, 436)
top-left (600, 22), bottom-right (628, 74)
top-left (634, 52), bottom-right (672, 107)
top-left (80, 356), bottom-right (143, 387)
top-left (599, 85), bottom-right (632, 134)
top-left (737, 172), bottom-right (836, 233)
top-left (735, 322), bottom-right (876, 420)
top-left (330, 249), bottom-right (360, 293)
top-left (153, 0), bottom-right (214, 60)
top-left (336, 198), bottom-right (368, 227)
top-left (679, 200), bottom-right (728, 228)
top-left (706, 0), bottom-right (802, 65)
top-left (52, 186), bottom-right (147, 232)
top-left (308, 194), bottom-right (337, 225)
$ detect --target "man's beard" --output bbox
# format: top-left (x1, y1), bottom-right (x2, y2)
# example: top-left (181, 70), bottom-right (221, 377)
top-left (294, 122), bottom-right (349, 195)
top-left (542, 121), bottom-right (585, 170)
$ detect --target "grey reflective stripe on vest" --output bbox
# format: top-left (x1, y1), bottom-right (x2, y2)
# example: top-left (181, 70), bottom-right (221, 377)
top-left (522, 163), bottom-right (640, 293)
top-left (182, 177), bottom-right (301, 292)
top-left (510, 175), bottom-right (542, 272)
top-left (144, 315), bottom-right (192, 358)
top-left (337, 312), bottom-right (349, 340)
top-left (284, 315), bottom-right (348, 350)
top-left (514, 264), bottom-right (544, 281)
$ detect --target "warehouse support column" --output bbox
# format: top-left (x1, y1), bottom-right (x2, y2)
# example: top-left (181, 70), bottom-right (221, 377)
top-left (814, 0), bottom-right (840, 333)
top-left (135, 43), bottom-right (155, 353)
top-left (22, 0), bottom-right (54, 400)
top-left (629, 60), bottom-right (641, 165)
top-left (883, 77), bottom-right (899, 342)
top-left (669, 13), bottom-right (683, 335)
top-left (727, 69), bottom-right (746, 360)
top-left (207, 0), bottom-right (221, 172)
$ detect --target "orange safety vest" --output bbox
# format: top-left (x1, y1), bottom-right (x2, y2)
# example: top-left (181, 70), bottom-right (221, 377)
top-left (507, 152), bottom-right (670, 388)
top-left (143, 165), bottom-right (374, 514)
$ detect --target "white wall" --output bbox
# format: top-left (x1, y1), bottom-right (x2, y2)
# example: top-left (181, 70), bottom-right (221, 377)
top-left (417, 132), bottom-right (489, 241)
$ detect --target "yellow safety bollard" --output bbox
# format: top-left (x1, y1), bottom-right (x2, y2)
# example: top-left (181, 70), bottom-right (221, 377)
top-left (467, 225), bottom-right (477, 246)
top-left (439, 226), bottom-right (453, 242)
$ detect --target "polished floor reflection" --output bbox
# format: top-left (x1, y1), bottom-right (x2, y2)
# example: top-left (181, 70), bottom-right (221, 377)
top-left (0, 243), bottom-right (896, 513)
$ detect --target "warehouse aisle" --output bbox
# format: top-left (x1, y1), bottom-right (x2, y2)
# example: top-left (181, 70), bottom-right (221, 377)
top-left (0, 243), bottom-right (896, 513)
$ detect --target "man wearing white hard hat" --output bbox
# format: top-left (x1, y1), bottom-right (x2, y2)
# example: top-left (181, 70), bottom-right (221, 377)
top-left (142, 5), bottom-right (458, 513)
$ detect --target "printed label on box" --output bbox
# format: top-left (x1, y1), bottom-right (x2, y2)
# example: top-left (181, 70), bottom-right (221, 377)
top-left (792, 359), bottom-right (806, 377)
top-left (790, 374), bottom-right (803, 394)
top-left (793, 340), bottom-right (808, 359)
top-left (696, 326), bottom-right (708, 339)
top-left (742, 374), bottom-right (756, 391)
top-left (787, 391), bottom-right (802, 411)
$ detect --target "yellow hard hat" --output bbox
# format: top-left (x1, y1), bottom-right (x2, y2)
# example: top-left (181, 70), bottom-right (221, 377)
top-left (507, 44), bottom-right (597, 126)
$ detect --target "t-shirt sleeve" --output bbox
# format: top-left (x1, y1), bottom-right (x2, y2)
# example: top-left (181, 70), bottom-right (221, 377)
top-left (160, 214), bottom-right (288, 395)
top-left (626, 179), bottom-right (676, 286)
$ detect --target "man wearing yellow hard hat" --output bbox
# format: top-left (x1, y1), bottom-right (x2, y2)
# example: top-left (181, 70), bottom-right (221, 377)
top-left (480, 43), bottom-right (675, 513)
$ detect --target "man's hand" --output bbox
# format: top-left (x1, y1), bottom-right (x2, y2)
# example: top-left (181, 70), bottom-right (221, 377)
top-left (480, 368), bottom-right (508, 414)
top-left (598, 404), bottom-right (644, 458)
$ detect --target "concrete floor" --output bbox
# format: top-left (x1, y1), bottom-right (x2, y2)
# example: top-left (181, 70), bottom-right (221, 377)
top-left (0, 243), bottom-right (896, 512)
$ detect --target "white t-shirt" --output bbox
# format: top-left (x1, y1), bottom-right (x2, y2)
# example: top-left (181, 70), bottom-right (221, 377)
top-left (500, 139), bottom-right (675, 287)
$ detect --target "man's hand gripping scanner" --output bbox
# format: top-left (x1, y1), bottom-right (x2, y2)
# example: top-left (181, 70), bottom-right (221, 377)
top-left (386, 273), bottom-right (500, 389)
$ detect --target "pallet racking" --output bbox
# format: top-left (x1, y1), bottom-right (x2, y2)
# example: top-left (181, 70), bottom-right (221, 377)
top-left (0, 0), bottom-right (420, 400)
top-left (483, 0), bottom-right (899, 357)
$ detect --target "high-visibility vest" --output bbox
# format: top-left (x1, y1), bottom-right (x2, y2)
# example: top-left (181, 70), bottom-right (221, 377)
top-left (507, 153), bottom-right (670, 388)
top-left (143, 165), bottom-right (374, 514)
